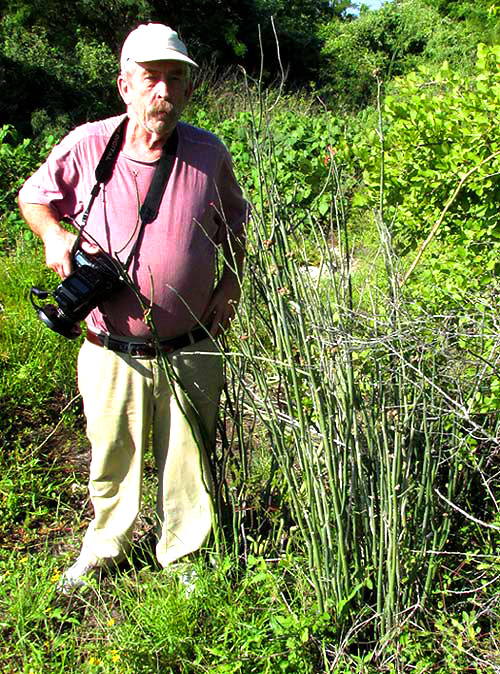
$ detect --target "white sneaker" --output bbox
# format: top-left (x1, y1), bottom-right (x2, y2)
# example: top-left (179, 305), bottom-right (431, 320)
top-left (173, 564), bottom-right (198, 597)
top-left (57, 550), bottom-right (102, 593)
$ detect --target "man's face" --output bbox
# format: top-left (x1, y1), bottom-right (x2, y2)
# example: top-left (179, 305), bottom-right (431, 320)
top-left (118, 61), bottom-right (193, 139)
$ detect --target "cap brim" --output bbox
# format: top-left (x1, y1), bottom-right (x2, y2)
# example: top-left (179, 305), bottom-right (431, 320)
top-left (123, 49), bottom-right (198, 69)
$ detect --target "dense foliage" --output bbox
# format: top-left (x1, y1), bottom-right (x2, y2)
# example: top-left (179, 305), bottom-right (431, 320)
top-left (1, 0), bottom-right (497, 137)
top-left (345, 44), bottom-right (500, 305)
top-left (318, 0), bottom-right (480, 109)
top-left (0, 0), bottom-right (350, 137)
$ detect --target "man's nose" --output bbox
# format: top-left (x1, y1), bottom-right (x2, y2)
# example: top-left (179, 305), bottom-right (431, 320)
top-left (155, 79), bottom-right (170, 98)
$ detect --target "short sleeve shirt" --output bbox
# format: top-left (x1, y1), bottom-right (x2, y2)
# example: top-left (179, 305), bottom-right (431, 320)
top-left (20, 115), bottom-right (248, 338)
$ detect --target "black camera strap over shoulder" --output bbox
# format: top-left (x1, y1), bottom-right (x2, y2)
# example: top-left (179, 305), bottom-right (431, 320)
top-left (122, 125), bottom-right (178, 271)
top-left (139, 126), bottom-right (178, 224)
top-left (79, 117), bottom-right (128, 236)
top-left (78, 116), bottom-right (178, 272)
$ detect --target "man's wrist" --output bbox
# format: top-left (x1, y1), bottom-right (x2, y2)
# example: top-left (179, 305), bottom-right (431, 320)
top-left (41, 222), bottom-right (65, 244)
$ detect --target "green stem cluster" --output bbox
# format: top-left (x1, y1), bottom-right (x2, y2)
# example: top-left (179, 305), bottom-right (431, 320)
top-left (219, 83), bottom-right (499, 637)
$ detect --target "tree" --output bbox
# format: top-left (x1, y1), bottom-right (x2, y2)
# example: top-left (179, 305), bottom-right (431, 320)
top-left (419, 0), bottom-right (500, 44)
top-left (242, 0), bottom-right (354, 83)
top-left (0, 0), bottom-right (251, 137)
top-left (317, 0), bottom-right (481, 110)
top-left (0, 0), bottom-right (358, 137)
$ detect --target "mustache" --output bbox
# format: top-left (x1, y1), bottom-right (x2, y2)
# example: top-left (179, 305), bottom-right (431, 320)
top-left (149, 101), bottom-right (173, 115)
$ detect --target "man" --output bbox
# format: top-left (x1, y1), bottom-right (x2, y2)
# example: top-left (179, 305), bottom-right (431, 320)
top-left (18, 23), bottom-right (248, 589)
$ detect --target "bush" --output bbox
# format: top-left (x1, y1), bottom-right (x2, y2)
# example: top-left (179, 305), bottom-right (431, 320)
top-left (317, 0), bottom-right (479, 110)
top-left (0, 125), bottom-right (58, 251)
top-left (0, 9), bottom-right (120, 138)
top-left (188, 92), bottom-right (350, 231)
top-left (342, 43), bottom-right (500, 307)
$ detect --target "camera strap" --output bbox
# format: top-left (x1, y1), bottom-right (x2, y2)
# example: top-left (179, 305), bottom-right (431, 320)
top-left (123, 126), bottom-right (178, 271)
top-left (77, 116), bottom-right (179, 272)
top-left (78, 117), bottom-right (128, 240)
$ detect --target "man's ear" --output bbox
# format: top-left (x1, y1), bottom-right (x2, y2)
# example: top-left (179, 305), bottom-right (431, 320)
top-left (117, 74), bottom-right (131, 106)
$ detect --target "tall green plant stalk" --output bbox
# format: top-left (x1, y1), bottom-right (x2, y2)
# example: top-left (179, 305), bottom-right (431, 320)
top-left (219, 69), bottom-right (500, 639)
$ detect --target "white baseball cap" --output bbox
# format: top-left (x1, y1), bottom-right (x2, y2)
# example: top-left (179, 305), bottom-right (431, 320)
top-left (120, 23), bottom-right (198, 71)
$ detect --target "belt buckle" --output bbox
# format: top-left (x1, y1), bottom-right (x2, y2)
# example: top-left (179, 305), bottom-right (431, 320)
top-left (126, 341), bottom-right (147, 357)
top-left (127, 342), bottom-right (140, 356)
top-left (159, 339), bottom-right (175, 354)
top-left (127, 338), bottom-right (157, 357)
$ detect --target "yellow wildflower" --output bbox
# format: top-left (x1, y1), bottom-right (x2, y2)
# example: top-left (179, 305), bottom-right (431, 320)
top-left (50, 569), bottom-right (61, 583)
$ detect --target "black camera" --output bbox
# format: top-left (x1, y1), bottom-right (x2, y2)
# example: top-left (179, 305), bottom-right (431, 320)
top-left (30, 247), bottom-right (123, 339)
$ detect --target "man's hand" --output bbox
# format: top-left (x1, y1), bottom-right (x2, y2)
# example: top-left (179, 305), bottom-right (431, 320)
top-left (201, 275), bottom-right (242, 337)
top-left (44, 229), bottom-right (100, 279)
top-left (43, 226), bottom-right (78, 278)
top-left (18, 201), bottom-right (99, 278)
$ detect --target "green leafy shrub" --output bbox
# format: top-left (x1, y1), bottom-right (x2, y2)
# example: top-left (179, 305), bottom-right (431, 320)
top-left (0, 9), bottom-right (120, 138)
top-left (344, 43), bottom-right (500, 305)
top-left (318, 0), bottom-right (478, 110)
top-left (0, 125), bottom-right (58, 251)
top-left (189, 99), bottom-right (349, 228)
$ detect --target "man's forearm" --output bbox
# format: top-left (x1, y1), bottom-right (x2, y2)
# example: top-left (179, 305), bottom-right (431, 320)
top-left (18, 200), bottom-right (62, 240)
top-left (200, 232), bottom-right (246, 335)
top-left (18, 199), bottom-right (76, 278)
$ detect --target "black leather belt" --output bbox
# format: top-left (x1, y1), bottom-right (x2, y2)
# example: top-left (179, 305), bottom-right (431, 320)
top-left (86, 326), bottom-right (209, 357)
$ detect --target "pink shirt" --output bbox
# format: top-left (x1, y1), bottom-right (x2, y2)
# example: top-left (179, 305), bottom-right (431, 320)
top-left (20, 115), bottom-right (248, 338)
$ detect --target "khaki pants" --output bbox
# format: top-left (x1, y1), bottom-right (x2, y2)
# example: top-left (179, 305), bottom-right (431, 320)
top-left (77, 337), bottom-right (223, 567)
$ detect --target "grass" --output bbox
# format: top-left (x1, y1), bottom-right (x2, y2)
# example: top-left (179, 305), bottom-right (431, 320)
top-left (1, 537), bottom-right (499, 672)
top-left (0, 540), bottom-right (329, 673)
